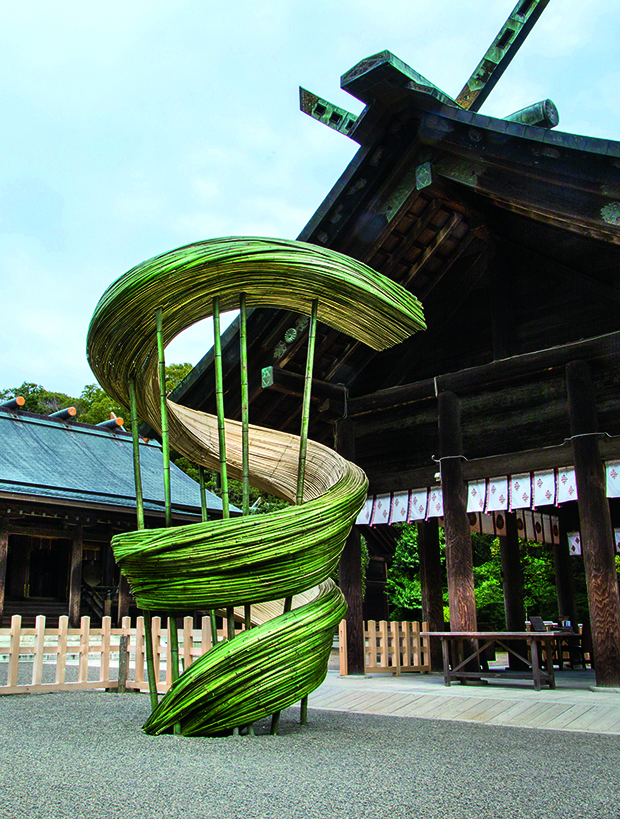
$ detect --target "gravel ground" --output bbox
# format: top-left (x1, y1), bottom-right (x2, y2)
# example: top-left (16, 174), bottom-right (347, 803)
top-left (1, 691), bottom-right (619, 819)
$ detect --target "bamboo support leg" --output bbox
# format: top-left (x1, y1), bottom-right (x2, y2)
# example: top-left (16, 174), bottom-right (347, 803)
top-left (143, 612), bottom-right (159, 711)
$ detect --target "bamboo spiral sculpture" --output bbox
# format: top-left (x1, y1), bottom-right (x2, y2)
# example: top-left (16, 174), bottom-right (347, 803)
top-left (87, 237), bottom-right (425, 735)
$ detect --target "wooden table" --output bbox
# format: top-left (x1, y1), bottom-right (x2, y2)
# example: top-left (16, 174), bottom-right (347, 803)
top-left (421, 631), bottom-right (573, 690)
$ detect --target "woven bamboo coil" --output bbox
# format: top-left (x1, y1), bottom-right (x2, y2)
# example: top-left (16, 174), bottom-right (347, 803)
top-left (86, 236), bottom-right (424, 735)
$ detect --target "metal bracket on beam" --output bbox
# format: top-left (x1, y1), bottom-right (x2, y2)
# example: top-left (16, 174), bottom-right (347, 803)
top-left (416, 162), bottom-right (433, 190)
top-left (299, 87), bottom-right (358, 137)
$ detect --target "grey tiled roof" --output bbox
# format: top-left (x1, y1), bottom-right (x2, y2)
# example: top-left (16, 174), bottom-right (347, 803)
top-left (0, 410), bottom-right (231, 515)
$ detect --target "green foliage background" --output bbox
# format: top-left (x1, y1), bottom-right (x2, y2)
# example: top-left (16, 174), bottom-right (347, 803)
top-left (385, 522), bottom-right (592, 629)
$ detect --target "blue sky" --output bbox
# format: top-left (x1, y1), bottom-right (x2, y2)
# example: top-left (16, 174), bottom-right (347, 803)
top-left (1, 0), bottom-right (618, 397)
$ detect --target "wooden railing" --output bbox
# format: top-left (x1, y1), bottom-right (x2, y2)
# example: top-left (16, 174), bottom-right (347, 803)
top-left (0, 614), bottom-right (238, 696)
top-left (339, 619), bottom-right (430, 676)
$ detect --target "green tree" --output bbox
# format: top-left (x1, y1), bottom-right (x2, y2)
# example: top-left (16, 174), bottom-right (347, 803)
top-left (385, 524), bottom-right (425, 620)
top-left (77, 384), bottom-right (129, 426)
top-left (166, 362), bottom-right (193, 393)
top-left (0, 382), bottom-right (77, 415)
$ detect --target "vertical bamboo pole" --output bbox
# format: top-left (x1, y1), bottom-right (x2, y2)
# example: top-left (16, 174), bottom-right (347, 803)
top-left (198, 465), bottom-right (208, 522)
top-left (129, 377), bottom-right (158, 710)
top-left (168, 615), bottom-right (181, 735)
top-left (155, 308), bottom-right (172, 528)
top-left (169, 616), bottom-right (180, 683)
top-left (239, 293), bottom-right (255, 735)
top-left (198, 465), bottom-right (219, 647)
top-left (240, 293), bottom-right (250, 516)
top-left (143, 613), bottom-right (159, 711)
top-left (296, 298), bottom-right (319, 506)
top-left (212, 296), bottom-right (230, 520)
top-left (272, 299), bottom-right (318, 735)
top-left (156, 309), bottom-right (180, 730)
top-left (213, 297), bottom-right (234, 651)
top-left (129, 377), bottom-right (145, 531)
top-left (297, 299), bottom-right (318, 726)
top-left (210, 610), bottom-right (218, 648)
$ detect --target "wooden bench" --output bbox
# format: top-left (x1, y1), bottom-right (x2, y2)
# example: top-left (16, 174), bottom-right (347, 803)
top-left (421, 631), bottom-right (564, 690)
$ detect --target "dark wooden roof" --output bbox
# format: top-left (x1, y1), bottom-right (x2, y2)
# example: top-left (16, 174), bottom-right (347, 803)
top-left (0, 408), bottom-right (225, 517)
top-left (171, 51), bottom-right (620, 493)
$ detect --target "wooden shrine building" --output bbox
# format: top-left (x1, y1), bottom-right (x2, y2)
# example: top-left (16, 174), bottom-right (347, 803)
top-left (168, 14), bottom-right (620, 686)
top-left (0, 403), bottom-right (226, 627)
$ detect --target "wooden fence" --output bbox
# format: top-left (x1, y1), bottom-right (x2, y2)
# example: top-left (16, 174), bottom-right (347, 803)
top-left (339, 619), bottom-right (430, 676)
top-left (0, 614), bottom-right (429, 695)
top-left (0, 613), bottom-right (239, 696)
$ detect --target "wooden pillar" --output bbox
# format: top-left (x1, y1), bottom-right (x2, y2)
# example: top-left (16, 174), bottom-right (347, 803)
top-left (566, 360), bottom-right (620, 687)
top-left (102, 539), bottom-right (116, 588)
top-left (499, 511), bottom-right (527, 670)
top-left (0, 520), bottom-right (8, 621)
top-left (336, 419), bottom-right (365, 675)
top-left (68, 524), bottom-right (83, 627)
top-left (418, 517), bottom-right (444, 671)
top-left (553, 515), bottom-right (579, 633)
top-left (117, 575), bottom-right (131, 625)
top-left (438, 391), bottom-right (477, 633)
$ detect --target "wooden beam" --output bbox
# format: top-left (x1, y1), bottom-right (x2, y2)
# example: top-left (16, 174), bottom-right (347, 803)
top-left (68, 524), bottom-right (83, 628)
top-left (349, 330), bottom-right (620, 417)
top-left (438, 391), bottom-right (477, 633)
top-left (377, 199), bottom-right (445, 278)
top-left (566, 360), bottom-right (620, 687)
top-left (335, 419), bottom-right (365, 675)
top-left (6, 524), bottom-right (75, 539)
top-left (260, 366), bottom-right (346, 403)
top-left (367, 435), bottom-right (620, 495)
top-left (404, 214), bottom-right (463, 291)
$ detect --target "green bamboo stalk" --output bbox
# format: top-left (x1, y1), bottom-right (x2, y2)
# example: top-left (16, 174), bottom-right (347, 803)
top-left (296, 298), bottom-right (319, 505)
top-left (270, 711), bottom-right (281, 735)
top-left (129, 377), bottom-right (159, 712)
top-left (199, 465), bottom-right (219, 649)
top-left (210, 610), bottom-right (218, 648)
top-left (156, 309), bottom-right (180, 732)
top-left (169, 616), bottom-right (180, 684)
top-left (212, 296), bottom-right (230, 520)
top-left (155, 308), bottom-right (172, 528)
top-left (300, 696), bottom-right (308, 725)
top-left (240, 293), bottom-right (250, 516)
top-left (128, 377), bottom-right (145, 531)
top-left (272, 299), bottom-right (319, 735)
top-left (227, 607), bottom-right (236, 640)
top-left (198, 465), bottom-right (208, 522)
top-left (143, 612), bottom-right (159, 711)
top-left (168, 615), bottom-right (181, 734)
top-left (240, 295), bottom-right (255, 736)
